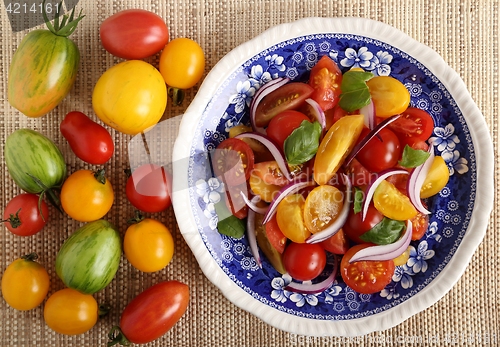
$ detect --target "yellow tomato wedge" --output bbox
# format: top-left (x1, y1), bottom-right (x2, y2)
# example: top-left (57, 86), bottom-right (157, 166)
top-left (373, 180), bottom-right (417, 221)
top-left (420, 156), bottom-right (450, 198)
top-left (313, 114), bottom-right (364, 185)
top-left (276, 194), bottom-right (310, 243)
top-left (304, 185), bottom-right (344, 233)
top-left (367, 76), bottom-right (410, 118)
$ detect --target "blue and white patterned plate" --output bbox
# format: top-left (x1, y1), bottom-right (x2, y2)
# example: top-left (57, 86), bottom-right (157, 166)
top-left (172, 17), bottom-right (494, 336)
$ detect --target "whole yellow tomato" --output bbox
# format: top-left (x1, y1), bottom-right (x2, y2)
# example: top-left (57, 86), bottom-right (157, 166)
top-left (159, 38), bottom-right (205, 90)
top-left (124, 217), bottom-right (174, 272)
top-left (92, 60), bottom-right (167, 135)
top-left (43, 288), bottom-right (98, 335)
top-left (61, 169), bottom-right (114, 222)
top-left (1, 253), bottom-right (50, 310)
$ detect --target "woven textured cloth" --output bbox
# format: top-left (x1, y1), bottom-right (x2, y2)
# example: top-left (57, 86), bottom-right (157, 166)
top-left (0, 0), bottom-right (498, 346)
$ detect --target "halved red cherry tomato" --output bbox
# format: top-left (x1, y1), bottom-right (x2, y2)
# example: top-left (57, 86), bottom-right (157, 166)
top-left (341, 243), bottom-right (395, 294)
top-left (388, 107), bottom-right (434, 145)
top-left (282, 242), bottom-right (326, 281)
top-left (320, 229), bottom-right (349, 255)
top-left (266, 110), bottom-right (310, 149)
top-left (356, 127), bottom-right (401, 173)
top-left (308, 55), bottom-right (342, 111)
top-left (212, 138), bottom-right (254, 187)
top-left (254, 82), bottom-right (314, 127)
top-left (224, 182), bottom-right (248, 219)
top-left (343, 204), bottom-right (384, 244)
top-left (410, 209), bottom-right (430, 241)
top-left (251, 161), bottom-right (288, 186)
top-left (265, 214), bottom-right (287, 254)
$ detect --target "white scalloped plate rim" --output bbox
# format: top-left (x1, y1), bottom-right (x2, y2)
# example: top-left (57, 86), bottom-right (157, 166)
top-left (172, 17), bottom-right (494, 336)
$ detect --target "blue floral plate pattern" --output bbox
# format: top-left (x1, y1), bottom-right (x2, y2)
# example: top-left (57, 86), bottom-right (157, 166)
top-left (172, 18), bottom-right (494, 336)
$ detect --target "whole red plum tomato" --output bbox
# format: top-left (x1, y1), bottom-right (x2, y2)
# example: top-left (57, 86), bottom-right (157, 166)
top-left (107, 281), bottom-right (189, 345)
top-left (3, 193), bottom-right (49, 236)
top-left (126, 164), bottom-right (172, 213)
top-left (100, 9), bottom-right (169, 60)
top-left (60, 111), bottom-right (114, 165)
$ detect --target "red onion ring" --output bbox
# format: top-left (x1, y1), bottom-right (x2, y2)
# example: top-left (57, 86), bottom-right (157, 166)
top-left (249, 77), bottom-right (290, 133)
top-left (305, 98), bottom-right (326, 132)
top-left (407, 146), bottom-right (434, 214)
top-left (359, 98), bottom-right (376, 130)
top-left (240, 191), bottom-right (268, 215)
top-left (246, 196), bottom-right (263, 268)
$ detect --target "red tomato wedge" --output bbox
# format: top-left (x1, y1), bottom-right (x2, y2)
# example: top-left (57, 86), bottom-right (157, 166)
top-left (308, 55), bottom-right (343, 111)
top-left (212, 138), bottom-right (254, 187)
top-left (388, 107), bottom-right (434, 145)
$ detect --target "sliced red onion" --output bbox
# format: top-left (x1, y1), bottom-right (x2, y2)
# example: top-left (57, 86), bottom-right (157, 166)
top-left (246, 196), bottom-right (262, 268)
top-left (240, 191), bottom-right (268, 215)
top-left (235, 132), bottom-right (292, 180)
top-left (362, 169), bottom-right (409, 221)
top-left (262, 180), bottom-right (316, 224)
top-left (306, 174), bottom-right (352, 244)
top-left (305, 98), bottom-right (326, 132)
top-left (344, 114), bottom-right (401, 167)
top-left (348, 220), bottom-right (413, 263)
top-left (407, 146), bottom-right (435, 214)
top-left (359, 99), bottom-right (376, 130)
top-left (285, 256), bottom-right (338, 294)
top-left (249, 77), bottom-right (290, 133)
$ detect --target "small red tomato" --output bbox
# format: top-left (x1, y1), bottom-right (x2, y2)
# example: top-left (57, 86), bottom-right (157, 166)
top-left (60, 111), bottom-right (114, 165)
top-left (2, 193), bottom-right (49, 236)
top-left (126, 164), bottom-right (172, 213)
top-left (282, 242), bottom-right (327, 281)
top-left (100, 9), bottom-right (169, 60)
top-left (108, 281), bottom-right (189, 345)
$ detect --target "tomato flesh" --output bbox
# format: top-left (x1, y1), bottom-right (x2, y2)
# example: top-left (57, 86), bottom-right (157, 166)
top-left (212, 138), bottom-right (254, 187)
top-left (341, 244), bottom-right (395, 294)
top-left (388, 107), bottom-right (434, 144)
top-left (308, 55), bottom-right (342, 111)
top-left (276, 194), bottom-right (310, 243)
top-left (373, 179), bottom-right (417, 221)
top-left (320, 229), bottom-right (349, 255)
top-left (303, 185), bottom-right (344, 233)
top-left (420, 156), bottom-right (450, 198)
top-left (254, 82), bottom-right (314, 127)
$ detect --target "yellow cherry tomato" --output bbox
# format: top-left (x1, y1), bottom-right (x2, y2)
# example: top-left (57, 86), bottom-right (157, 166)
top-left (159, 38), bottom-right (205, 90)
top-left (420, 156), bottom-right (450, 198)
top-left (1, 253), bottom-right (49, 310)
top-left (276, 194), bottom-right (310, 243)
top-left (43, 288), bottom-right (98, 335)
top-left (124, 217), bottom-right (174, 272)
top-left (61, 169), bottom-right (114, 222)
top-left (92, 60), bottom-right (167, 135)
top-left (367, 76), bottom-right (410, 117)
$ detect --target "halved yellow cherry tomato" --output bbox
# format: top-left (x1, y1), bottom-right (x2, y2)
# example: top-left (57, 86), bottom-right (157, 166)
top-left (304, 185), bottom-right (344, 233)
top-left (367, 76), bottom-right (410, 117)
top-left (420, 156), bottom-right (450, 198)
top-left (124, 217), bottom-right (175, 273)
top-left (276, 194), bottom-right (310, 243)
top-left (393, 246), bottom-right (412, 266)
top-left (1, 253), bottom-right (49, 311)
top-left (373, 179), bottom-right (417, 220)
top-left (249, 168), bottom-right (282, 202)
top-left (43, 288), bottom-right (98, 335)
top-left (314, 114), bottom-right (364, 185)
top-left (60, 169), bottom-right (114, 222)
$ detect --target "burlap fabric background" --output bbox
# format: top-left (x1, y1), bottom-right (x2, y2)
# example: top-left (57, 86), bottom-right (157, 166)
top-left (0, 0), bottom-right (498, 346)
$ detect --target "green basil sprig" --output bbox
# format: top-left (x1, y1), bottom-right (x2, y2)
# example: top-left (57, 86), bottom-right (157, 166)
top-left (398, 145), bottom-right (431, 168)
top-left (359, 217), bottom-right (406, 245)
top-left (284, 120), bottom-right (322, 165)
top-left (338, 70), bottom-right (374, 112)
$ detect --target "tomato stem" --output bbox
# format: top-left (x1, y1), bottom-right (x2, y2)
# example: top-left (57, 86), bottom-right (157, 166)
top-left (21, 253), bottom-right (39, 262)
top-left (26, 173), bottom-right (63, 214)
top-left (94, 169), bottom-right (107, 185)
top-left (42, 0), bottom-right (85, 37)
top-left (127, 210), bottom-right (145, 225)
top-left (167, 87), bottom-right (185, 106)
top-left (107, 326), bottom-right (131, 347)
top-left (98, 303), bottom-right (111, 318)
top-left (1, 208), bottom-right (22, 228)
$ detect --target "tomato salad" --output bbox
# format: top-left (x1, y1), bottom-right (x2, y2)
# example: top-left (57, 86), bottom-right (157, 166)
top-left (212, 55), bottom-right (449, 295)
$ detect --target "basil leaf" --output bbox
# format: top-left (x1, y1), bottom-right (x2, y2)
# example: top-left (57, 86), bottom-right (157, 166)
top-left (284, 120), bottom-right (322, 165)
top-left (353, 187), bottom-right (364, 214)
top-left (339, 70), bottom-right (374, 112)
top-left (359, 217), bottom-right (406, 245)
top-left (215, 200), bottom-right (245, 239)
top-left (398, 145), bottom-right (431, 168)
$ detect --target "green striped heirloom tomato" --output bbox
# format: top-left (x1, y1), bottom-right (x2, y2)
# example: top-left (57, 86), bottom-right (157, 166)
top-left (108, 281), bottom-right (189, 346)
top-left (8, 5), bottom-right (84, 117)
top-left (55, 220), bottom-right (121, 294)
top-left (4, 129), bottom-right (66, 202)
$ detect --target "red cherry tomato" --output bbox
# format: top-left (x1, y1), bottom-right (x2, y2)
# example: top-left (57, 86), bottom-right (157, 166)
top-left (108, 281), bottom-right (189, 345)
top-left (126, 164), bottom-right (172, 213)
top-left (343, 204), bottom-right (384, 244)
top-left (319, 229), bottom-right (350, 255)
top-left (2, 193), bottom-right (49, 236)
top-left (308, 55), bottom-right (343, 111)
top-left (340, 244), bottom-right (395, 294)
top-left (254, 82), bottom-right (314, 127)
top-left (60, 111), bottom-right (114, 165)
top-left (355, 127), bottom-right (401, 173)
top-left (266, 110), bottom-right (310, 149)
top-left (387, 107), bottom-right (434, 145)
top-left (99, 9), bottom-right (169, 60)
top-left (212, 138), bottom-right (254, 187)
top-left (282, 242), bottom-right (327, 281)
